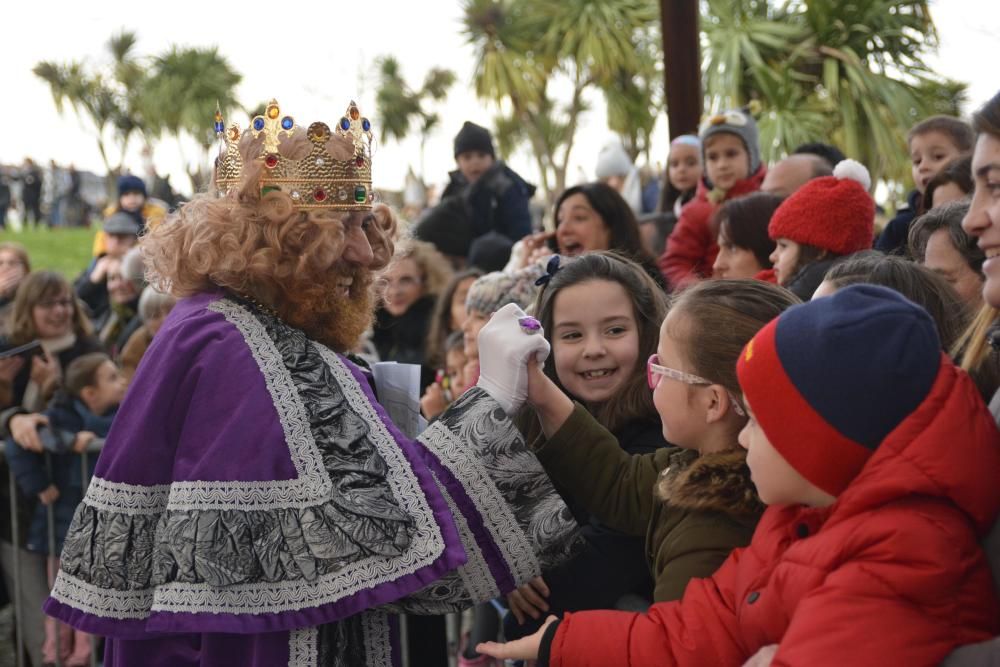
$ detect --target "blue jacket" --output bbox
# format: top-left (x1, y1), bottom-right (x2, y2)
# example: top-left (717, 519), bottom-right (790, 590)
top-left (442, 161), bottom-right (536, 242)
top-left (5, 393), bottom-right (113, 554)
top-left (875, 189), bottom-right (922, 255)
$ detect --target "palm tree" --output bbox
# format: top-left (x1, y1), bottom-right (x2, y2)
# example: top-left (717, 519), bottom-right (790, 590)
top-left (34, 61), bottom-right (117, 176)
top-left (463, 0), bottom-right (659, 198)
top-left (107, 31), bottom-right (147, 172)
top-left (602, 33), bottom-right (662, 164)
top-left (701, 0), bottom-right (956, 186)
top-left (463, 0), bottom-right (552, 191)
top-left (374, 56), bottom-right (456, 179)
top-left (142, 47), bottom-right (242, 192)
top-left (34, 31), bottom-right (150, 194)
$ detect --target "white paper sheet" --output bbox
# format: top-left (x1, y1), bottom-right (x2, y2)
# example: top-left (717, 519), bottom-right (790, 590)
top-left (371, 361), bottom-right (428, 439)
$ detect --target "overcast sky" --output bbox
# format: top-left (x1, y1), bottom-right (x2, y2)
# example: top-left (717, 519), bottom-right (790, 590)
top-left (3, 0), bottom-right (999, 197)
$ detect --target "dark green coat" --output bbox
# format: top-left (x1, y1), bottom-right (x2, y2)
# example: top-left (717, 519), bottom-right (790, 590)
top-left (533, 403), bottom-right (763, 602)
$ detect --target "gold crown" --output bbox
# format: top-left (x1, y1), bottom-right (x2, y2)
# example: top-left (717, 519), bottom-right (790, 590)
top-left (214, 99), bottom-right (374, 211)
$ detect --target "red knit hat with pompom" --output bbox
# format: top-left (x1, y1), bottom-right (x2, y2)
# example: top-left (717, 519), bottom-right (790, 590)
top-left (768, 159), bottom-right (875, 255)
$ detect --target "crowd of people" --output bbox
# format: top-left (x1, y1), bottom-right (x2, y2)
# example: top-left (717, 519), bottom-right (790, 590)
top-left (0, 85), bottom-right (996, 667)
top-left (0, 174), bottom-right (175, 666)
top-left (0, 158), bottom-right (179, 232)
top-left (362, 93), bottom-right (1000, 666)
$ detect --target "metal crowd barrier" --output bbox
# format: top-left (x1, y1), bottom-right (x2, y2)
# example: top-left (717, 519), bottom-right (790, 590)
top-left (6, 434), bottom-right (103, 667)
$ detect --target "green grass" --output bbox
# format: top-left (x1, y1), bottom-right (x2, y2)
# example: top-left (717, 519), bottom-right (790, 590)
top-left (0, 226), bottom-right (97, 278)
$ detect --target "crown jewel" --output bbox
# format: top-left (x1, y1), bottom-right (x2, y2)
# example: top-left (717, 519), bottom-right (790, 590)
top-left (214, 99), bottom-right (375, 211)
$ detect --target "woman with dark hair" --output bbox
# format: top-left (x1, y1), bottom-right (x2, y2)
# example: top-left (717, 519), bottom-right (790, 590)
top-left (710, 192), bottom-right (783, 280)
top-left (551, 182), bottom-right (667, 289)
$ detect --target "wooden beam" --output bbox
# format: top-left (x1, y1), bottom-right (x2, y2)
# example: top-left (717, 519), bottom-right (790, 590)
top-left (658, 0), bottom-right (702, 212)
top-left (660, 0), bottom-right (702, 139)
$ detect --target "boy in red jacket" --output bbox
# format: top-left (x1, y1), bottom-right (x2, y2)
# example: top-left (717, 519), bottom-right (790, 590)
top-left (659, 109), bottom-right (766, 289)
top-left (479, 285), bottom-right (1000, 666)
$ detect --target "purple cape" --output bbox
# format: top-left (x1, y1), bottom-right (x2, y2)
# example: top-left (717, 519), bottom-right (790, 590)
top-left (44, 293), bottom-right (581, 666)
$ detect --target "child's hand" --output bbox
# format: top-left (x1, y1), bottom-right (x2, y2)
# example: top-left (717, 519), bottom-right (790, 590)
top-left (742, 644), bottom-right (778, 667)
top-left (476, 615), bottom-right (557, 662)
top-left (10, 413), bottom-right (49, 452)
top-left (518, 232), bottom-right (555, 269)
top-left (420, 384), bottom-right (448, 420)
top-left (38, 484), bottom-right (59, 506)
top-left (73, 431), bottom-right (97, 454)
top-left (507, 576), bottom-right (550, 625)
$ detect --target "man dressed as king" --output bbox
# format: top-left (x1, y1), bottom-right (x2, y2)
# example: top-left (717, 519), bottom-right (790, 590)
top-left (43, 100), bottom-right (580, 666)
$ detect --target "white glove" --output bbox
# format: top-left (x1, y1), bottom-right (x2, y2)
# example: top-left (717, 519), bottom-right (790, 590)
top-left (476, 303), bottom-right (551, 416)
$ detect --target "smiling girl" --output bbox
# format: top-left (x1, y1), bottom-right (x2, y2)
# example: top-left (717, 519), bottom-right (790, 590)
top-left (503, 252), bottom-right (672, 642)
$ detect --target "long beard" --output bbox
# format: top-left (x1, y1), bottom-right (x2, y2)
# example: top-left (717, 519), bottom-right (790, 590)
top-left (277, 267), bottom-right (375, 353)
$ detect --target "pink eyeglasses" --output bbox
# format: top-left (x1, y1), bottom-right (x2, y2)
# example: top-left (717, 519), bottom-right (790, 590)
top-left (646, 354), bottom-right (746, 417)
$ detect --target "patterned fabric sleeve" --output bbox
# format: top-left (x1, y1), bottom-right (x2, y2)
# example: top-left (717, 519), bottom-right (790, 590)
top-left (385, 387), bottom-right (584, 614)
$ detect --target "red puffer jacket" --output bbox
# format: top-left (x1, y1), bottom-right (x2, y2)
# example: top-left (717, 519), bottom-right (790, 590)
top-left (657, 165), bottom-right (766, 290)
top-left (545, 361), bottom-right (1000, 667)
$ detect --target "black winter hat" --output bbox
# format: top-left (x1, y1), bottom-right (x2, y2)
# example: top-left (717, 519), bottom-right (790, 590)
top-left (454, 121), bottom-right (495, 159)
top-left (412, 196), bottom-right (474, 258)
top-left (468, 232), bottom-right (513, 273)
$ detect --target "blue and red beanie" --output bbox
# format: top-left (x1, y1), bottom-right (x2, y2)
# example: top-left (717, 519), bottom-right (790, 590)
top-left (737, 284), bottom-right (942, 496)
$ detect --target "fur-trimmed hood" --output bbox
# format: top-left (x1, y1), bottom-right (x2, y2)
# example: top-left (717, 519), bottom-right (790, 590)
top-left (656, 448), bottom-right (763, 518)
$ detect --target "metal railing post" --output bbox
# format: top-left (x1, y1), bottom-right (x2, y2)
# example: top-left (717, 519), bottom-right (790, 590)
top-left (8, 465), bottom-right (24, 667)
top-left (43, 452), bottom-right (62, 667)
top-left (399, 613), bottom-right (410, 667)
